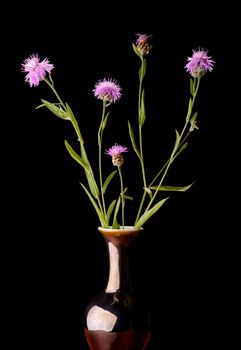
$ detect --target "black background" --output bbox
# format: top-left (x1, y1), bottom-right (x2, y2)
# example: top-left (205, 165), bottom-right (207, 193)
top-left (2, 2), bottom-right (235, 349)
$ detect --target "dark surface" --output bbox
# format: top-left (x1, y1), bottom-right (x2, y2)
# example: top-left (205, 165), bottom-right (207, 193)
top-left (2, 3), bottom-right (235, 349)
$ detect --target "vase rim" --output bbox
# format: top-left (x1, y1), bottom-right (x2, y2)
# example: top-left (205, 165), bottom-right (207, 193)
top-left (98, 226), bottom-right (143, 232)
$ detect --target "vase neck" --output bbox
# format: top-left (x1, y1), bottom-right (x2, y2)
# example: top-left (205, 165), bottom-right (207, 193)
top-left (105, 240), bottom-right (131, 293)
top-left (98, 226), bottom-right (144, 294)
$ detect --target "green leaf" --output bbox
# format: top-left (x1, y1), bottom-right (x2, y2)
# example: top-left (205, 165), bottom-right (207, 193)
top-left (139, 58), bottom-right (146, 80)
top-left (40, 99), bottom-right (68, 119)
top-left (173, 142), bottom-right (188, 160)
top-left (174, 129), bottom-right (180, 149)
top-left (64, 140), bottom-right (90, 172)
top-left (132, 43), bottom-right (142, 59)
top-left (144, 187), bottom-right (153, 199)
top-left (122, 187), bottom-right (133, 201)
top-left (190, 111), bottom-right (198, 123)
top-left (124, 194), bottom-right (133, 201)
top-left (80, 183), bottom-right (107, 227)
top-left (102, 111), bottom-right (110, 131)
top-left (103, 170), bottom-right (117, 194)
top-left (112, 196), bottom-right (121, 228)
top-left (36, 102), bottom-right (61, 109)
top-left (149, 182), bottom-right (194, 192)
top-left (65, 140), bottom-right (99, 199)
top-left (186, 97), bottom-right (193, 122)
top-left (106, 199), bottom-right (117, 224)
top-left (135, 197), bottom-right (169, 228)
top-left (190, 78), bottom-right (195, 96)
top-left (128, 121), bottom-right (141, 160)
top-left (112, 222), bottom-right (120, 229)
top-left (139, 89), bottom-right (146, 127)
top-left (65, 103), bottom-right (83, 144)
top-left (86, 175), bottom-right (100, 200)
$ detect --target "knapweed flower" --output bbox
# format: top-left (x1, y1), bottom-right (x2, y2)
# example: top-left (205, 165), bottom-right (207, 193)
top-left (21, 34), bottom-right (214, 229)
top-left (135, 33), bottom-right (152, 56)
top-left (185, 48), bottom-right (214, 78)
top-left (22, 54), bottom-right (54, 87)
top-left (93, 78), bottom-right (122, 103)
top-left (105, 144), bottom-right (128, 166)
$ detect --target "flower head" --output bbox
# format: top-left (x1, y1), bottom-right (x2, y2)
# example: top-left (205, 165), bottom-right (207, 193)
top-left (93, 78), bottom-right (121, 103)
top-left (185, 48), bottom-right (214, 78)
top-left (22, 54), bottom-right (54, 87)
top-left (105, 144), bottom-right (128, 166)
top-left (135, 33), bottom-right (152, 56)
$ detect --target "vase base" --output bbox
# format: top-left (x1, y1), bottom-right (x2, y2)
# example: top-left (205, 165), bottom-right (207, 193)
top-left (84, 327), bottom-right (151, 350)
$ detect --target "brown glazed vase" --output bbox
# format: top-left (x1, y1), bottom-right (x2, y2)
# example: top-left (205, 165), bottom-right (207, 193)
top-left (84, 226), bottom-right (151, 350)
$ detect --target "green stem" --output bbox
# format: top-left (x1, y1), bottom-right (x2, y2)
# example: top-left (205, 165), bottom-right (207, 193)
top-left (98, 100), bottom-right (107, 218)
top-left (118, 166), bottom-right (125, 228)
top-left (44, 77), bottom-right (105, 220)
top-left (138, 58), bottom-right (144, 115)
top-left (135, 57), bottom-right (147, 223)
top-left (44, 78), bottom-right (66, 110)
top-left (143, 77), bottom-right (201, 215)
top-left (138, 57), bottom-right (147, 188)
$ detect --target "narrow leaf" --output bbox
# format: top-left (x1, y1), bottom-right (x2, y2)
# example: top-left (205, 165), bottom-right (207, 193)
top-left (41, 99), bottom-right (67, 119)
top-left (65, 140), bottom-right (99, 199)
top-left (144, 187), bottom-right (153, 199)
top-left (139, 58), bottom-right (146, 80)
top-left (102, 111), bottom-right (110, 131)
top-left (190, 111), bottom-right (198, 123)
top-left (36, 102), bottom-right (61, 109)
top-left (132, 43), bottom-right (143, 59)
top-left (65, 103), bottom-right (83, 143)
top-left (149, 182), bottom-right (194, 192)
top-left (112, 196), bottom-right (121, 228)
top-left (122, 187), bottom-right (133, 201)
top-left (173, 142), bottom-right (188, 160)
top-left (139, 89), bottom-right (146, 127)
top-left (103, 170), bottom-right (117, 194)
top-left (135, 197), bottom-right (169, 228)
top-left (86, 174), bottom-right (99, 199)
top-left (174, 129), bottom-right (180, 149)
top-left (128, 121), bottom-right (141, 160)
top-left (106, 199), bottom-right (117, 223)
top-left (186, 97), bottom-right (193, 122)
top-left (64, 140), bottom-right (89, 172)
top-left (80, 183), bottom-right (108, 227)
top-left (124, 194), bottom-right (133, 201)
top-left (190, 78), bottom-right (195, 96)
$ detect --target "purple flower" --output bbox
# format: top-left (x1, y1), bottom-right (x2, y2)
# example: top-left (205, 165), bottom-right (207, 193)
top-left (185, 49), bottom-right (214, 78)
top-left (105, 144), bottom-right (128, 166)
top-left (135, 33), bottom-right (152, 56)
top-left (93, 78), bottom-right (121, 103)
top-left (22, 54), bottom-right (54, 87)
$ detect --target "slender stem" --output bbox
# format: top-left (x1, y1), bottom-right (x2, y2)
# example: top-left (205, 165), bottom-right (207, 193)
top-left (135, 57), bottom-right (148, 223)
top-left (44, 78), bottom-right (66, 110)
top-left (98, 100), bottom-right (107, 218)
top-left (192, 77), bottom-right (200, 107)
top-left (118, 166), bottom-right (125, 228)
top-left (43, 77), bottom-right (105, 221)
top-left (142, 77), bottom-right (201, 216)
top-left (138, 58), bottom-right (147, 189)
top-left (138, 58), bottom-right (143, 115)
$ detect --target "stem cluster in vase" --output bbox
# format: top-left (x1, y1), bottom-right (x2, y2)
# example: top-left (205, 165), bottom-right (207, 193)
top-left (21, 34), bottom-right (214, 229)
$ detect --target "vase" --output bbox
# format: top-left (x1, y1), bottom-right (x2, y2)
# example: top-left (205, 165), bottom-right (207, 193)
top-left (84, 226), bottom-right (151, 350)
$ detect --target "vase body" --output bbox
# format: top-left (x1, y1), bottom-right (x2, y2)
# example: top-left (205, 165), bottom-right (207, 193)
top-left (84, 226), bottom-right (151, 350)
